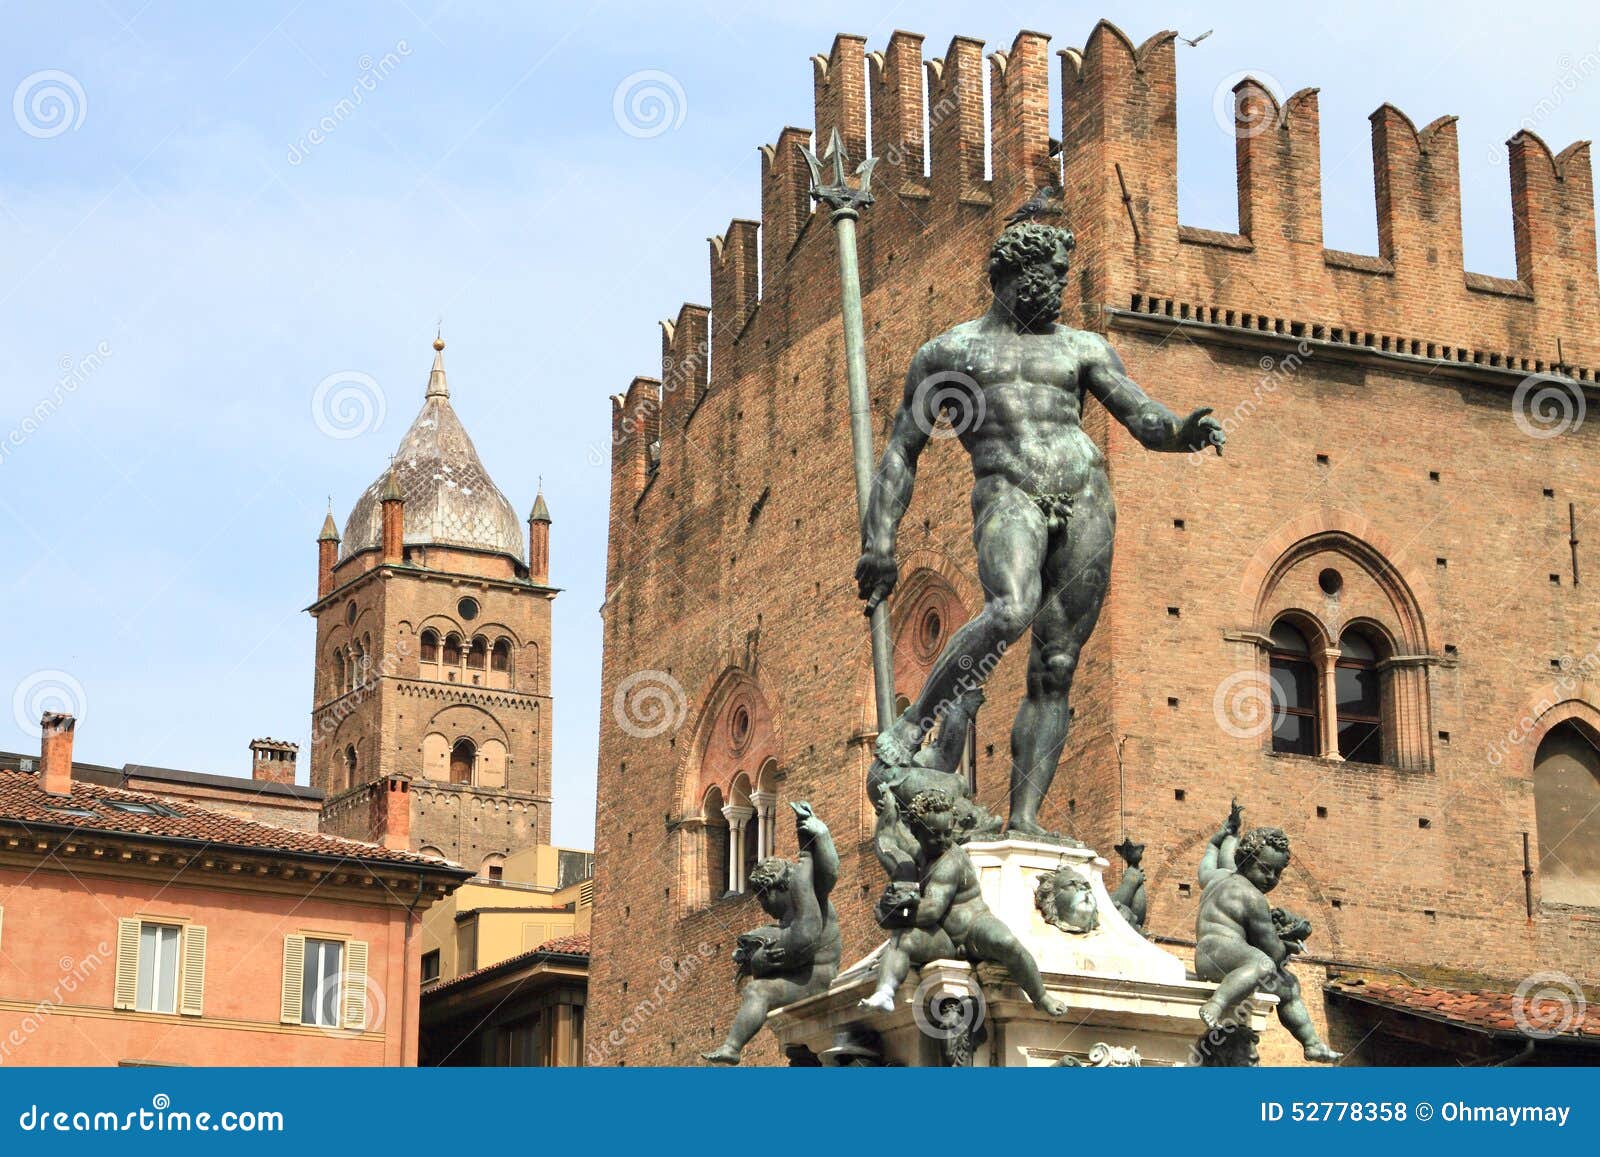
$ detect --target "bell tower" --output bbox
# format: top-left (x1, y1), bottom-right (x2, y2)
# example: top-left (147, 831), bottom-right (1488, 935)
top-left (308, 337), bottom-right (555, 868)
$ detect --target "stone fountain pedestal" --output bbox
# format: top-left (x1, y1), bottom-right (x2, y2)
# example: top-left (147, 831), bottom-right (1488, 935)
top-left (768, 838), bottom-right (1274, 1066)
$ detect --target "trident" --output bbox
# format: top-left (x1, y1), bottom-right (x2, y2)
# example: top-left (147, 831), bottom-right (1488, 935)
top-left (800, 128), bottom-right (895, 732)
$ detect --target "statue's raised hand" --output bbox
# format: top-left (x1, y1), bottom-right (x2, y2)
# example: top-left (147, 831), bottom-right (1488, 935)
top-left (1178, 407), bottom-right (1225, 455)
top-left (855, 549), bottom-right (899, 614)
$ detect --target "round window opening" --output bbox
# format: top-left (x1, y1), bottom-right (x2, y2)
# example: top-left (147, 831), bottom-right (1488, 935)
top-left (458, 597), bottom-right (479, 621)
top-left (922, 608), bottom-right (943, 647)
top-left (345, 600), bottom-right (357, 625)
top-left (730, 704), bottom-right (752, 751)
top-left (1318, 568), bottom-right (1343, 596)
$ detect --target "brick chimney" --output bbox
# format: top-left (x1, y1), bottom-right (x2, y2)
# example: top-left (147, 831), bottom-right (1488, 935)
top-left (40, 712), bottom-right (76, 795)
top-left (250, 738), bottom-right (299, 784)
top-left (380, 468), bottom-right (405, 565)
top-left (368, 774), bottom-right (412, 851)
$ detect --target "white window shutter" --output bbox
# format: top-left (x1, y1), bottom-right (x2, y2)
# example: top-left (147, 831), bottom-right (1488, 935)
top-left (179, 924), bottom-right (207, 1017)
top-left (280, 934), bottom-right (306, 1024)
top-left (113, 917), bottom-right (140, 1010)
top-left (343, 940), bottom-right (369, 1031)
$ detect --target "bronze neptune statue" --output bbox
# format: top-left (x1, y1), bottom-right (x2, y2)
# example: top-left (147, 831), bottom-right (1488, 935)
top-left (857, 215), bottom-right (1225, 838)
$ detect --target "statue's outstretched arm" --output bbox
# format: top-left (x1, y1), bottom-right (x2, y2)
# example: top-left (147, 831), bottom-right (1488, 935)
top-left (1084, 337), bottom-right (1224, 456)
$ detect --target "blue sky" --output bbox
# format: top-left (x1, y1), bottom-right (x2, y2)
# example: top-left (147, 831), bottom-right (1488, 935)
top-left (2, 1), bottom-right (1596, 848)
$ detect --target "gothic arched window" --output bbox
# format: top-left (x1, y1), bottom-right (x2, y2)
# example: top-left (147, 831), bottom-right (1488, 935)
top-left (1533, 721), bottom-right (1600, 907)
top-left (420, 629), bottom-right (439, 664)
top-left (1336, 628), bottom-right (1386, 764)
top-left (491, 638), bottom-right (511, 672)
top-left (467, 636), bottom-right (488, 673)
top-left (343, 744), bottom-right (358, 792)
top-left (1268, 620), bottom-right (1319, 756)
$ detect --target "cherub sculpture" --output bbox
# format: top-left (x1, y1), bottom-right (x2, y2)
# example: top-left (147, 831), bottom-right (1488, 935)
top-left (1193, 803), bottom-right (1341, 1063)
top-left (702, 801), bottom-right (841, 1065)
top-left (859, 790), bottom-right (1068, 1018)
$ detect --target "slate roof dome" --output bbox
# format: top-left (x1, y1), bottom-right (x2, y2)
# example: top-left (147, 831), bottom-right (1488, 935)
top-left (340, 340), bottom-right (525, 564)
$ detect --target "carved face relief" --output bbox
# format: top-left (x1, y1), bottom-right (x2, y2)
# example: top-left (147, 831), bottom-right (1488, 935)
top-left (1035, 867), bottom-right (1099, 934)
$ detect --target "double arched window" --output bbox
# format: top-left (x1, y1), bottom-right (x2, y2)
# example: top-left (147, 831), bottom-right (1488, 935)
top-left (1268, 616), bottom-right (1392, 765)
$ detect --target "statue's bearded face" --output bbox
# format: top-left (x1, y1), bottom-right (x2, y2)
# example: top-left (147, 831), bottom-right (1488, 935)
top-left (1005, 242), bottom-right (1070, 329)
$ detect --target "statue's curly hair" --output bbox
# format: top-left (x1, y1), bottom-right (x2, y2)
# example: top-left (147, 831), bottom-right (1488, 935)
top-left (905, 789), bottom-right (955, 827)
top-left (1034, 867), bottom-right (1097, 933)
top-left (747, 857), bottom-right (790, 892)
top-left (1236, 826), bottom-right (1291, 869)
top-left (987, 221), bottom-right (1076, 287)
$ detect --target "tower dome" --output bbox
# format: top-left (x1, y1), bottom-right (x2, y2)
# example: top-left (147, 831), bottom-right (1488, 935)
top-left (340, 341), bottom-right (525, 564)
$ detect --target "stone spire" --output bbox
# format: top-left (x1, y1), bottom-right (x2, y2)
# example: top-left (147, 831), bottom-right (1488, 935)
top-left (426, 334), bottom-right (449, 399)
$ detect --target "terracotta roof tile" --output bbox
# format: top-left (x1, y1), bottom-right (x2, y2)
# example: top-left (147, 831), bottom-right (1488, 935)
top-left (0, 769), bottom-right (464, 872)
top-left (1328, 979), bottom-right (1596, 1040)
top-left (424, 932), bottom-right (589, 996)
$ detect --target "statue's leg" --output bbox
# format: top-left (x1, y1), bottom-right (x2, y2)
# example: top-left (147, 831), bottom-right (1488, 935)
top-left (1266, 969), bottom-right (1343, 1061)
top-left (878, 486), bottom-right (1045, 765)
top-left (967, 912), bottom-right (1066, 1016)
top-left (702, 984), bottom-right (774, 1063)
top-left (1196, 940), bottom-right (1275, 1027)
top-left (1007, 497), bottom-right (1112, 834)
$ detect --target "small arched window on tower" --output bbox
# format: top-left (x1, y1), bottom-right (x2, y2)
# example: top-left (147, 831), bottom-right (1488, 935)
top-left (420, 628), bottom-right (439, 666)
top-left (467, 636), bottom-right (488, 684)
top-left (343, 744), bottom-right (358, 793)
top-left (1268, 620), bottom-right (1320, 756)
top-left (491, 637), bottom-right (512, 689)
top-left (443, 633), bottom-right (462, 681)
top-left (1336, 628), bottom-right (1386, 764)
top-left (450, 738), bottom-right (476, 785)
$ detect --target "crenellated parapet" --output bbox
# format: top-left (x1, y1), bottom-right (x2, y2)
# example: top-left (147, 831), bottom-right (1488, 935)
top-left (606, 20), bottom-right (1600, 532)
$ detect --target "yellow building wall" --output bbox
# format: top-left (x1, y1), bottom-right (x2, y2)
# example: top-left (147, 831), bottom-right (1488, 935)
top-left (420, 845), bottom-right (591, 982)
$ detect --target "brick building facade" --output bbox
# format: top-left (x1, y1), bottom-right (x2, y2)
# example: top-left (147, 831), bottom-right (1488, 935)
top-left (588, 22), bottom-right (1600, 1065)
top-left (311, 340), bottom-right (557, 869)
